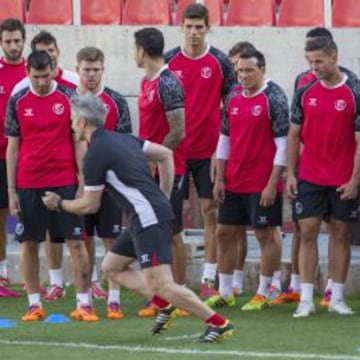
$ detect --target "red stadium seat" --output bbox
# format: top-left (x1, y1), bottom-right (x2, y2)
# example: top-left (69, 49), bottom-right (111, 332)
top-left (332, 0), bottom-right (360, 27)
top-left (277, 0), bottom-right (324, 26)
top-left (123, 0), bottom-right (171, 25)
top-left (225, 0), bottom-right (275, 26)
top-left (0, 0), bottom-right (26, 23)
top-left (27, 0), bottom-right (73, 24)
top-left (175, 0), bottom-right (223, 26)
top-left (81, 0), bottom-right (122, 24)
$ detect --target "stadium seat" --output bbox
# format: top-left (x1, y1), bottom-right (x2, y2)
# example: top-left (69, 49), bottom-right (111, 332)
top-left (0, 0), bottom-right (26, 23)
top-left (332, 0), bottom-right (360, 27)
top-left (81, 0), bottom-right (122, 24)
top-left (174, 0), bottom-right (223, 26)
top-left (123, 0), bottom-right (171, 25)
top-left (27, 0), bottom-right (73, 24)
top-left (277, 0), bottom-right (324, 26)
top-left (225, 0), bottom-right (275, 26)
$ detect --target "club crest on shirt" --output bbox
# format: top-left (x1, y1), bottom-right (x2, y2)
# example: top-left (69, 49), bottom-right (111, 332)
top-left (147, 89), bottom-right (155, 102)
top-left (251, 105), bottom-right (262, 117)
top-left (201, 66), bottom-right (212, 79)
top-left (53, 103), bottom-right (65, 115)
top-left (335, 99), bottom-right (346, 111)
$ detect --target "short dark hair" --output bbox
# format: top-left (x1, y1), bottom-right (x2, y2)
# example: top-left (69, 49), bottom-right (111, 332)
top-left (228, 41), bottom-right (256, 58)
top-left (305, 36), bottom-right (337, 56)
top-left (239, 49), bottom-right (266, 68)
top-left (182, 3), bottom-right (209, 26)
top-left (0, 18), bottom-right (25, 40)
top-left (76, 47), bottom-right (104, 64)
top-left (134, 27), bottom-right (164, 58)
top-left (26, 50), bottom-right (53, 71)
top-left (306, 27), bottom-right (333, 40)
top-left (31, 31), bottom-right (58, 51)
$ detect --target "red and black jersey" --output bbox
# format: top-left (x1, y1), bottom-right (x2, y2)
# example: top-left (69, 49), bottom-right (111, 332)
top-left (222, 81), bottom-right (289, 193)
top-left (5, 82), bottom-right (78, 188)
top-left (138, 65), bottom-right (185, 175)
top-left (165, 45), bottom-right (236, 159)
top-left (291, 74), bottom-right (360, 186)
top-left (0, 57), bottom-right (26, 159)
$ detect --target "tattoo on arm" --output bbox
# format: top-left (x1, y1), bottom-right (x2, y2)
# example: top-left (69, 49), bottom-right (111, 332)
top-left (162, 108), bottom-right (185, 150)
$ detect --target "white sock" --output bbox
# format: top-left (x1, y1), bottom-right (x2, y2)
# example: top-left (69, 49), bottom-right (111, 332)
top-left (300, 283), bottom-right (314, 302)
top-left (289, 273), bottom-right (301, 292)
top-left (325, 278), bottom-right (333, 292)
top-left (76, 293), bottom-right (90, 307)
top-left (257, 275), bottom-right (272, 297)
top-left (232, 270), bottom-right (244, 289)
top-left (91, 265), bottom-right (98, 283)
top-left (330, 282), bottom-right (344, 302)
top-left (28, 293), bottom-right (41, 306)
top-left (218, 273), bottom-right (233, 298)
top-left (49, 268), bottom-right (63, 287)
top-left (107, 289), bottom-right (120, 305)
top-left (0, 260), bottom-right (7, 278)
top-left (201, 263), bottom-right (217, 283)
top-left (271, 270), bottom-right (282, 289)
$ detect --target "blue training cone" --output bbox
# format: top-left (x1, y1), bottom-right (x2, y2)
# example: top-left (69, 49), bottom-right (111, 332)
top-left (44, 314), bottom-right (71, 324)
top-left (0, 318), bottom-right (17, 328)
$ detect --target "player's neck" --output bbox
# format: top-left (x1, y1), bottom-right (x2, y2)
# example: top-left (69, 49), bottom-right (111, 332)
top-left (322, 67), bottom-right (343, 87)
top-left (145, 58), bottom-right (166, 80)
top-left (78, 84), bottom-right (102, 95)
top-left (3, 56), bottom-right (23, 65)
top-left (183, 43), bottom-right (207, 58)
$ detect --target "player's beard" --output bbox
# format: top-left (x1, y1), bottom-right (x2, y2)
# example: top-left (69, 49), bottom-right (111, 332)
top-left (4, 49), bottom-right (22, 63)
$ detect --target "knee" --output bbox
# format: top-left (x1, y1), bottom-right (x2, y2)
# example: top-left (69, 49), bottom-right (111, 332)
top-left (216, 227), bottom-right (236, 249)
top-left (201, 200), bottom-right (217, 221)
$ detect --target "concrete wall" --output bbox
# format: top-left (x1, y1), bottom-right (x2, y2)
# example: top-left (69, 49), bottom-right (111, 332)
top-left (18, 25), bottom-right (360, 135)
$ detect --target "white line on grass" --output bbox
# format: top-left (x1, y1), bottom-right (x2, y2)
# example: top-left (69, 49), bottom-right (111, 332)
top-left (0, 340), bottom-right (359, 360)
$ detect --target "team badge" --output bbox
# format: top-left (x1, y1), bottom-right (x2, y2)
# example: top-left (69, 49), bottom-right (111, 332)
top-left (251, 105), bottom-right (262, 116)
top-left (335, 99), bottom-right (346, 111)
top-left (147, 89), bottom-right (155, 102)
top-left (15, 222), bottom-right (24, 236)
top-left (53, 103), bottom-right (65, 115)
top-left (201, 66), bottom-right (212, 79)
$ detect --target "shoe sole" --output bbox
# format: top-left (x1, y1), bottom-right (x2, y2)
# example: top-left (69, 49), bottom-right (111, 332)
top-left (293, 308), bottom-right (316, 318)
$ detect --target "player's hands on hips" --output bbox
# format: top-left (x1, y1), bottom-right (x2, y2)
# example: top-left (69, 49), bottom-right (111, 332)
top-left (42, 191), bottom-right (61, 210)
top-left (337, 181), bottom-right (358, 200)
top-left (260, 184), bottom-right (276, 207)
top-left (286, 174), bottom-right (298, 199)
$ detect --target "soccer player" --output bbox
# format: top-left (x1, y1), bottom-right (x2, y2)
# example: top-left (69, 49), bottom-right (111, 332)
top-left (287, 36), bottom-right (360, 318)
top-left (42, 92), bottom-right (234, 343)
top-left (0, 18), bottom-right (27, 298)
top-left (165, 4), bottom-right (237, 296)
top-left (6, 50), bottom-right (96, 322)
top-left (207, 49), bottom-right (289, 311)
top-left (76, 46), bottom-right (132, 318)
top-left (131, 27), bottom-right (186, 317)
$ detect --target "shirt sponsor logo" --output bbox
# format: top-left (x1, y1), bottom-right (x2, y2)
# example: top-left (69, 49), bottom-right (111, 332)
top-left (24, 108), bottom-right (34, 117)
top-left (201, 66), bottom-right (212, 79)
top-left (230, 107), bottom-right (238, 115)
top-left (53, 103), bottom-right (65, 115)
top-left (251, 105), bottom-right (262, 116)
top-left (173, 70), bottom-right (183, 79)
top-left (147, 89), bottom-right (155, 102)
top-left (308, 98), bottom-right (317, 107)
top-left (140, 253), bottom-right (150, 264)
top-left (335, 99), bottom-right (346, 111)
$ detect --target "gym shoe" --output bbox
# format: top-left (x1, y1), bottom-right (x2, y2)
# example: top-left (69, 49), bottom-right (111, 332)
top-left (241, 294), bottom-right (269, 311)
top-left (107, 302), bottom-right (125, 319)
top-left (70, 305), bottom-right (99, 321)
top-left (90, 281), bottom-right (108, 299)
top-left (200, 279), bottom-right (218, 298)
top-left (328, 300), bottom-right (355, 315)
top-left (205, 294), bottom-right (236, 309)
top-left (152, 306), bottom-right (181, 334)
top-left (0, 285), bottom-right (22, 298)
top-left (293, 300), bottom-right (315, 318)
top-left (44, 285), bottom-right (65, 302)
top-left (22, 304), bottom-right (45, 321)
top-left (232, 288), bottom-right (245, 297)
top-left (138, 299), bottom-right (157, 317)
top-left (271, 287), bottom-right (300, 304)
top-left (267, 285), bottom-right (281, 301)
top-left (319, 289), bottom-right (331, 307)
top-left (199, 320), bottom-right (234, 343)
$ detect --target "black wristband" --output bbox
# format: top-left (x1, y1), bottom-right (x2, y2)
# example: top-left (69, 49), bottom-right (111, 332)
top-left (56, 198), bottom-right (63, 212)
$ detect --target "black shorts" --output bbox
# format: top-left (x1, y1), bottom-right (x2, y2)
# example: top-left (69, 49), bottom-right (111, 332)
top-left (110, 221), bottom-right (172, 269)
top-left (15, 185), bottom-right (84, 243)
top-left (218, 191), bottom-right (283, 228)
top-left (292, 180), bottom-right (359, 223)
top-left (85, 190), bottom-right (122, 238)
top-left (182, 159), bottom-right (213, 200)
top-left (0, 160), bottom-right (8, 209)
